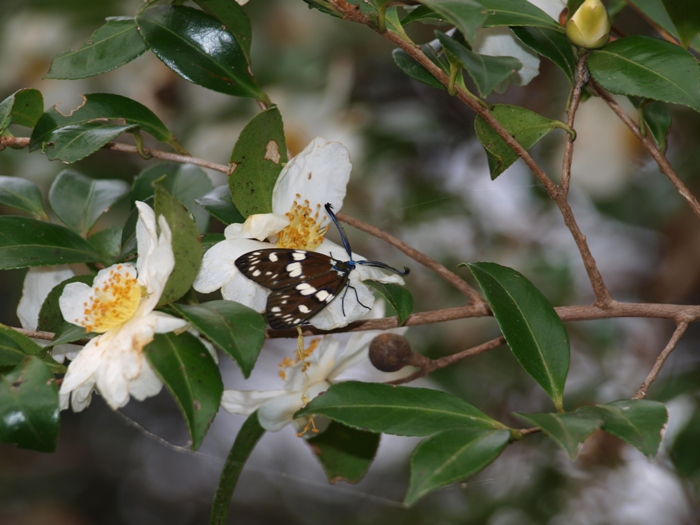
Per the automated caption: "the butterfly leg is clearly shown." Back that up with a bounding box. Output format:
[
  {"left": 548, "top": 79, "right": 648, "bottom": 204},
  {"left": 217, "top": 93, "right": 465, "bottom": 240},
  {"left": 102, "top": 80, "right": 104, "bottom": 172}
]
[{"left": 340, "top": 280, "right": 371, "bottom": 316}]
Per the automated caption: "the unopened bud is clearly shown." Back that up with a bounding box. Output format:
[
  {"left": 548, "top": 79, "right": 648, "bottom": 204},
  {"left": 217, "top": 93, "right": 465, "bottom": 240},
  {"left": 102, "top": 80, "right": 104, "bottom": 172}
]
[
  {"left": 369, "top": 333, "right": 412, "bottom": 372},
  {"left": 566, "top": 0, "right": 611, "bottom": 50}
]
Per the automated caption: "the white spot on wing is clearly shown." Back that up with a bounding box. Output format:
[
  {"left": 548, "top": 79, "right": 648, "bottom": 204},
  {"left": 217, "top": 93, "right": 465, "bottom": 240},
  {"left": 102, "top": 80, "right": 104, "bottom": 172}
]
[
  {"left": 298, "top": 305, "right": 310, "bottom": 313},
  {"left": 292, "top": 251, "right": 306, "bottom": 261},
  {"left": 316, "top": 290, "right": 330, "bottom": 302},
  {"left": 268, "top": 253, "right": 278, "bottom": 262}
]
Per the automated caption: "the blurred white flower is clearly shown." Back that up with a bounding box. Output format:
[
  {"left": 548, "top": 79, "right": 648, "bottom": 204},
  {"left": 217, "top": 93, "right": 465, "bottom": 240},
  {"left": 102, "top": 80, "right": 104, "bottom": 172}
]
[
  {"left": 17, "top": 265, "right": 74, "bottom": 331},
  {"left": 58, "top": 202, "right": 189, "bottom": 411}
]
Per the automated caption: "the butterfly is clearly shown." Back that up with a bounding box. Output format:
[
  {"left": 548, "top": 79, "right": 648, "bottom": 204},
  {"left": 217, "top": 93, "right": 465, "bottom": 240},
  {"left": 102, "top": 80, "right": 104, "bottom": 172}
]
[{"left": 235, "top": 203, "right": 409, "bottom": 330}]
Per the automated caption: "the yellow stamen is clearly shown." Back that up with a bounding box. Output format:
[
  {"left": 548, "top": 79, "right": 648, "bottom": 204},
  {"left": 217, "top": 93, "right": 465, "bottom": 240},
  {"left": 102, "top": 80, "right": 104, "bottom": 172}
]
[
  {"left": 276, "top": 195, "right": 327, "bottom": 250},
  {"left": 74, "top": 265, "right": 144, "bottom": 333}
]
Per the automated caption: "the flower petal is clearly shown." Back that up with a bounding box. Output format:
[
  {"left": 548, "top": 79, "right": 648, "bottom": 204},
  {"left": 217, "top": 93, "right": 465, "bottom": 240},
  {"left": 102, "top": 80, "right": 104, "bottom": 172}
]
[
  {"left": 272, "top": 137, "right": 351, "bottom": 223},
  {"left": 241, "top": 213, "right": 290, "bottom": 241},
  {"left": 258, "top": 381, "right": 329, "bottom": 431},
  {"left": 59, "top": 281, "right": 94, "bottom": 328},
  {"left": 221, "top": 388, "right": 287, "bottom": 416},
  {"left": 310, "top": 271, "right": 375, "bottom": 330},
  {"left": 135, "top": 204, "right": 175, "bottom": 309},
  {"left": 17, "top": 266, "right": 74, "bottom": 330}
]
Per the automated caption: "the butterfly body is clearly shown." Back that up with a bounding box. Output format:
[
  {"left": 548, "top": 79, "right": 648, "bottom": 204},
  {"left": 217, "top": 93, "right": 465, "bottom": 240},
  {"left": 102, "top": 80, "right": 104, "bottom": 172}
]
[{"left": 235, "top": 204, "right": 409, "bottom": 330}]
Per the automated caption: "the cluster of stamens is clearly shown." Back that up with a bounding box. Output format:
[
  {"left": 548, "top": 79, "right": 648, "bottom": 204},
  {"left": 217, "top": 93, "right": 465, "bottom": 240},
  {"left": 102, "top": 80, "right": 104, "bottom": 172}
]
[
  {"left": 278, "top": 338, "right": 320, "bottom": 380},
  {"left": 75, "top": 265, "right": 143, "bottom": 333},
  {"left": 276, "top": 196, "right": 327, "bottom": 250}
]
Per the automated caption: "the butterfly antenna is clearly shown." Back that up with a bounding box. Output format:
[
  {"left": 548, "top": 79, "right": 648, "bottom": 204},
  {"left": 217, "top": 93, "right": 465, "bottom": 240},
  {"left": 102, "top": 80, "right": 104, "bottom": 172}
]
[
  {"left": 357, "top": 260, "right": 410, "bottom": 276},
  {"left": 325, "top": 203, "right": 353, "bottom": 258}
]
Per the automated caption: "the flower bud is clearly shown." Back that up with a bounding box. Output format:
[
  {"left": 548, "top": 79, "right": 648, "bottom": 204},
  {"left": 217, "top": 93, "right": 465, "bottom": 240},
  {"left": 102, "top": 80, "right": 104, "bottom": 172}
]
[
  {"left": 369, "top": 333, "right": 413, "bottom": 372},
  {"left": 566, "top": 0, "right": 611, "bottom": 50}
]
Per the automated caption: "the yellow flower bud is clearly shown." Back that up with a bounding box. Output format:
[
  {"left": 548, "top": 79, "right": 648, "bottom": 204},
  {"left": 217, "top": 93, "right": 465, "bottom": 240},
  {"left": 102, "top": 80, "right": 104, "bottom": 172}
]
[{"left": 566, "top": 0, "right": 611, "bottom": 50}]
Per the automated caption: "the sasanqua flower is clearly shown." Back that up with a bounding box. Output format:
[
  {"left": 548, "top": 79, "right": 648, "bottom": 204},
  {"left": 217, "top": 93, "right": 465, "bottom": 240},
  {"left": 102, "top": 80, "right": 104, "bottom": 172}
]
[
  {"left": 58, "top": 202, "right": 189, "bottom": 411},
  {"left": 193, "top": 137, "right": 406, "bottom": 330},
  {"left": 566, "top": 0, "right": 611, "bottom": 50}
]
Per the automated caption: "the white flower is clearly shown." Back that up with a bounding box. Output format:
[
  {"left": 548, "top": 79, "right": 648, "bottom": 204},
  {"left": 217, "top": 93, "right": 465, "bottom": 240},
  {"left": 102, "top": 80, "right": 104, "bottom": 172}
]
[
  {"left": 193, "top": 137, "right": 406, "bottom": 330},
  {"left": 58, "top": 202, "right": 189, "bottom": 412},
  {"left": 221, "top": 301, "right": 408, "bottom": 431},
  {"left": 17, "top": 265, "right": 75, "bottom": 331}
]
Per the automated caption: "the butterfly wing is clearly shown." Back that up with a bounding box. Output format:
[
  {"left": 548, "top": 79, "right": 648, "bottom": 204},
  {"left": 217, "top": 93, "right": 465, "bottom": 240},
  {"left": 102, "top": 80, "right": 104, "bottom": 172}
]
[{"left": 235, "top": 248, "right": 351, "bottom": 329}]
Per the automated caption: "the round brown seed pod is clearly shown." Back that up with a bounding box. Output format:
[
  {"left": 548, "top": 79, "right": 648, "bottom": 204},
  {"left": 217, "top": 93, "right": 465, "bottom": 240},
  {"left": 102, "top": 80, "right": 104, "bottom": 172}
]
[{"left": 369, "top": 333, "right": 412, "bottom": 372}]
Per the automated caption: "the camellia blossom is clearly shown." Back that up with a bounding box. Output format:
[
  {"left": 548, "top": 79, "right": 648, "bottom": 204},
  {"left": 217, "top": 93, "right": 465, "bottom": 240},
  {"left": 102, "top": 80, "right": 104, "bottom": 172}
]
[
  {"left": 58, "top": 202, "right": 189, "bottom": 412},
  {"left": 221, "top": 301, "right": 408, "bottom": 432},
  {"left": 193, "top": 136, "right": 406, "bottom": 330}
]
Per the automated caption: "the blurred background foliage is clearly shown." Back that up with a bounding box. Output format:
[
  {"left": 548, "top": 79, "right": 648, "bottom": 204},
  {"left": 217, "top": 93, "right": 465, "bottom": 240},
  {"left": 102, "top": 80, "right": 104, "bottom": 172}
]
[{"left": 2, "top": 0, "right": 700, "bottom": 524}]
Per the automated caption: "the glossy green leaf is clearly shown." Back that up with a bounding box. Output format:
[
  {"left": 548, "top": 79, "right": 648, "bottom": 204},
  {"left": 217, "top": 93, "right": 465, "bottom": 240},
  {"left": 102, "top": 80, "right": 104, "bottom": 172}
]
[
  {"left": 402, "top": 5, "right": 442, "bottom": 26},
  {"left": 192, "top": 0, "right": 252, "bottom": 64},
  {"left": 38, "top": 275, "right": 94, "bottom": 334},
  {"left": 479, "top": 0, "right": 562, "bottom": 31},
  {"left": 45, "top": 17, "right": 148, "bottom": 79},
  {"left": 154, "top": 186, "right": 202, "bottom": 307},
  {"left": 144, "top": 332, "right": 223, "bottom": 450},
  {"left": 670, "top": 409, "right": 700, "bottom": 478},
  {"left": 514, "top": 411, "right": 602, "bottom": 459},
  {"left": 474, "top": 104, "right": 563, "bottom": 179},
  {"left": 406, "top": 428, "right": 510, "bottom": 505},
  {"left": 629, "top": 97, "right": 671, "bottom": 153},
  {"left": 588, "top": 36, "right": 700, "bottom": 113},
  {"left": 512, "top": 26, "right": 577, "bottom": 84},
  {"left": 579, "top": 399, "right": 668, "bottom": 459},
  {"left": 133, "top": 163, "right": 213, "bottom": 234},
  {"left": 307, "top": 421, "right": 380, "bottom": 484},
  {"left": 196, "top": 185, "right": 245, "bottom": 226},
  {"left": 437, "top": 31, "right": 522, "bottom": 97},
  {"left": 661, "top": 0, "right": 700, "bottom": 49},
  {"left": 136, "top": 5, "right": 266, "bottom": 102},
  {"left": 468, "top": 262, "right": 569, "bottom": 411},
  {"left": 88, "top": 226, "right": 123, "bottom": 264},
  {"left": 210, "top": 411, "right": 265, "bottom": 525},
  {"left": 0, "top": 88, "right": 44, "bottom": 131},
  {"left": 171, "top": 301, "right": 266, "bottom": 378},
  {"left": 392, "top": 47, "right": 446, "bottom": 90},
  {"left": 0, "top": 217, "right": 105, "bottom": 270},
  {"left": 0, "top": 325, "right": 64, "bottom": 374},
  {"left": 628, "top": 0, "right": 700, "bottom": 53},
  {"left": 229, "top": 106, "right": 287, "bottom": 217},
  {"left": 417, "top": 0, "right": 487, "bottom": 44},
  {"left": 297, "top": 381, "right": 505, "bottom": 436},
  {"left": 366, "top": 281, "right": 413, "bottom": 326},
  {"left": 0, "top": 357, "right": 59, "bottom": 453},
  {"left": 48, "top": 169, "right": 130, "bottom": 235},
  {"left": 30, "top": 93, "right": 185, "bottom": 158},
  {"left": 0, "top": 176, "right": 47, "bottom": 220},
  {"left": 47, "top": 323, "right": 89, "bottom": 348}
]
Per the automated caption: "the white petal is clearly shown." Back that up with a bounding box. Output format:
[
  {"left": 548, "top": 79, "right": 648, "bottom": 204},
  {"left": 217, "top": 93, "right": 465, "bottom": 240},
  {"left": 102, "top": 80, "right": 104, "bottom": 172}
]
[
  {"left": 242, "top": 213, "right": 290, "bottom": 241},
  {"left": 257, "top": 381, "right": 329, "bottom": 432},
  {"left": 284, "top": 338, "right": 339, "bottom": 391},
  {"left": 59, "top": 281, "right": 94, "bottom": 327},
  {"left": 128, "top": 360, "right": 163, "bottom": 401},
  {"left": 221, "top": 389, "right": 287, "bottom": 415},
  {"left": 17, "top": 266, "right": 74, "bottom": 330},
  {"left": 134, "top": 202, "right": 175, "bottom": 305},
  {"left": 355, "top": 263, "right": 406, "bottom": 285},
  {"left": 272, "top": 137, "right": 351, "bottom": 222},
  {"left": 150, "top": 311, "right": 189, "bottom": 334},
  {"left": 221, "top": 273, "right": 269, "bottom": 312},
  {"left": 310, "top": 272, "right": 375, "bottom": 330}
]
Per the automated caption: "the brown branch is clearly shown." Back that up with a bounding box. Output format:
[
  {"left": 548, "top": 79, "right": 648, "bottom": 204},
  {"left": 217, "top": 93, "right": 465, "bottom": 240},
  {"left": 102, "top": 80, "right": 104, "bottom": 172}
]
[
  {"left": 328, "top": 0, "right": 613, "bottom": 308},
  {"left": 633, "top": 321, "right": 688, "bottom": 400},
  {"left": 589, "top": 79, "right": 700, "bottom": 222},
  {"left": 560, "top": 54, "right": 589, "bottom": 195},
  {"left": 336, "top": 211, "right": 486, "bottom": 305}
]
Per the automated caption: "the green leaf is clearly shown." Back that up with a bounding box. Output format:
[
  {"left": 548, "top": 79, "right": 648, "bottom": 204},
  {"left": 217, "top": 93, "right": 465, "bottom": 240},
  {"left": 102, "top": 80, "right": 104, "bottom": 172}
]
[
  {"left": 474, "top": 104, "right": 564, "bottom": 179},
  {"left": 30, "top": 93, "right": 185, "bottom": 159},
  {"left": 48, "top": 169, "right": 130, "bottom": 236},
  {"left": 307, "top": 421, "right": 380, "bottom": 484},
  {"left": 133, "top": 163, "right": 214, "bottom": 234},
  {"left": 88, "top": 226, "right": 123, "bottom": 264},
  {"left": 144, "top": 332, "right": 223, "bottom": 450},
  {"left": 0, "top": 217, "right": 105, "bottom": 269},
  {"left": 661, "top": 0, "right": 700, "bottom": 49},
  {"left": 588, "top": 36, "right": 700, "bottom": 113},
  {"left": 628, "top": 0, "right": 700, "bottom": 53},
  {"left": 366, "top": 281, "right": 413, "bottom": 326},
  {"left": 670, "top": 409, "right": 700, "bottom": 478},
  {"left": 0, "top": 176, "right": 47, "bottom": 220},
  {"left": 296, "top": 381, "right": 505, "bottom": 436},
  {"left": 578, "top": 399, "right": 668, "bottom": 459},
  {"left": 392, "top": 48, "right": 446, "bottom": 90},
  {"left": 210, "top": 411, "right": 265, "bottom": 525},
  {"left": 0, "top": 88, "right": 44, "bottom": 131},
  {"left": 136, "top": 5, "right": 267, "bottom": 102},
  {"left": 192, "top": 0, "right": 252, "bottom": 65},
  {"left": 0, "top": 357, "right": 59, "bottom": 453},
  {"left": 47, "top": 323, "right": 89, "bottom": 348},
  {"left": 45, "top": 17, "right": 148, "bottom": 79},
  {"left": 629, "top": 97, "right": 671, "bottom": 153},
  {"left": 406, "top": 428, "right": 510, "bottom": 505},
  {"left": 436, "top": 31, "right": 522, "bottom": 98},
  {"left": 38, "top": 275, "right": 94, "bottom": 334},
  {"left": 402, "top": 5, "right": 443, "bottom": 26},
  {"left": 468, "top": 262, "right": 570, "bottom": 411},
  {"left": 0, "top": 325, "right": 45, "bottom": 368},
  {"left": 202, "top": 233, "right": 225, "bottom": 253},
  {"left": 512, "top": 26, "right": 577, "bottom": 84},
  {"left": 170, "top": 301, "right": 266, "bottom": 378},
  {"left": 196, "top": 185, "right": 245, "bottom": 226},
  {"left": 417, "top": 0, "right": 487, "bottom": 44},
  {"left": 229, "top": 106, "right": 287, "bottom": 217},
  {"left": 479, "top": 0, "right": 562, "bottom": 31},
  {"left": 154, "top": 186, "right": 202, "bottom": 307},
  {"left": 514, "top": 411, "right": 602, "bottom": 459}
]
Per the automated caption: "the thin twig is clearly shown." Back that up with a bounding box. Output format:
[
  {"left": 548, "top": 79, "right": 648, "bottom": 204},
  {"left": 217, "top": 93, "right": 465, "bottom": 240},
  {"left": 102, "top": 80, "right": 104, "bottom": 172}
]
[
  {"left": 633, "top": 321, "right": 688, "bottom": 399},
  {"left": 336, "top": 211, "right": 486, "bottom": 305},
  {"left": 589, "top": 79, "right": 700, "bottom": 222},
  {"left": 560, "top": 54, "right": 589, "bottom": 196}
]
